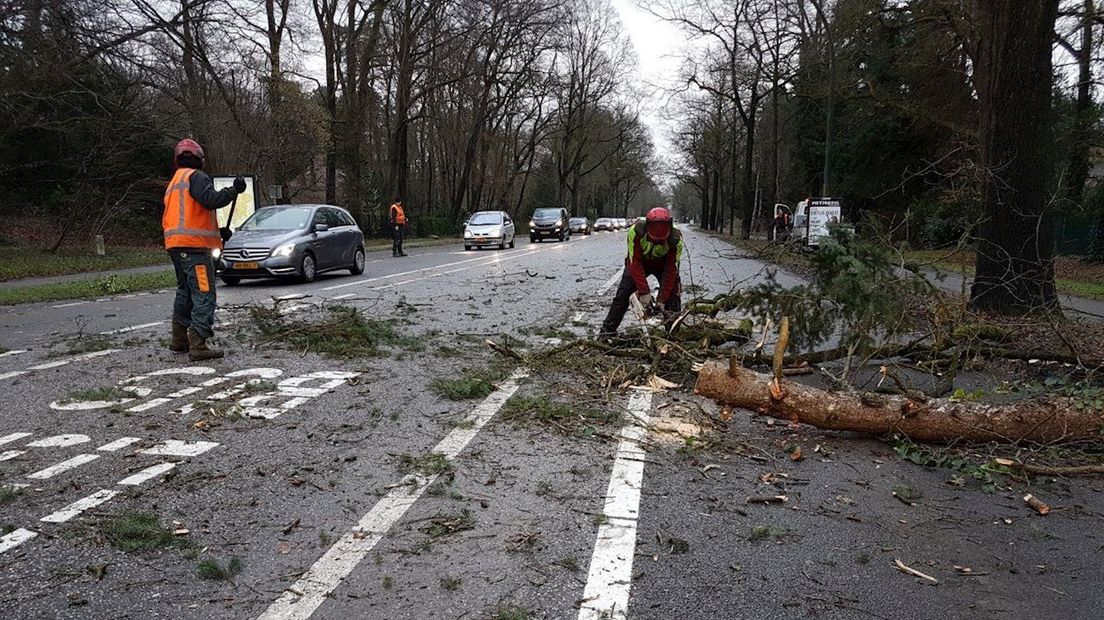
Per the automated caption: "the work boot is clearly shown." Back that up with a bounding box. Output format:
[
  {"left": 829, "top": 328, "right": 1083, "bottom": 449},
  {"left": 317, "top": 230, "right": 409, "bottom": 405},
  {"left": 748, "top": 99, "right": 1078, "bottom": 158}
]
[
  {"left": 169, "top": 322, "right": 189, "bottom": 353},
  {"left": 187, "top": 328, "right": 224, "bottom": 361}
]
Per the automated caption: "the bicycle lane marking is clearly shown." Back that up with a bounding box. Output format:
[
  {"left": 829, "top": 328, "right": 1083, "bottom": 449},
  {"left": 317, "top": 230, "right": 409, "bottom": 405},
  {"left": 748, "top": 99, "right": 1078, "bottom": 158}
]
[{"left": 256, "top": 369, "right": 529, "bottom": 620}]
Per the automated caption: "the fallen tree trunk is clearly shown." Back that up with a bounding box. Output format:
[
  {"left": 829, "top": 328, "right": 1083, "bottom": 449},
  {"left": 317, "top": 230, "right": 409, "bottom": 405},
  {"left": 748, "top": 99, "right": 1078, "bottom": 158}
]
[{"left": 694, "top": 361, "right": 1103, "bottom": 443}]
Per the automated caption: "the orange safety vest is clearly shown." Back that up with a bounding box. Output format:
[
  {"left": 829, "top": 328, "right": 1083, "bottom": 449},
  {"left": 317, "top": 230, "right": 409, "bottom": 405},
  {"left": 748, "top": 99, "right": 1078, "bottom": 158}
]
[
  {"left": 390, "top": 203, "right": 407, "bottom": 225},
  {"left": 162, "top": 168, "right": 221, "bottom": 250}
]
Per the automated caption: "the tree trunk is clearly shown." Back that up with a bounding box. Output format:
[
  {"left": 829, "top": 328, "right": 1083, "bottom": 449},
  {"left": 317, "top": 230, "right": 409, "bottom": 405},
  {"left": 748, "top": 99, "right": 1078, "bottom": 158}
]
[
  {"left": 695, "top": 361, "right": 1102, "bottom": 444},
  {"left": 969, "top": 0, "right": 1060, "bottom": 315}
]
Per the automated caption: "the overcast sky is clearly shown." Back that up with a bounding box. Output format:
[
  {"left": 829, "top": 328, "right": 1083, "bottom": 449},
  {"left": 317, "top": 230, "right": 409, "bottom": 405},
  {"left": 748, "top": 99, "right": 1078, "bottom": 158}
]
[{"left": 610, "top": 0, "right": 684, "bottom": 179}]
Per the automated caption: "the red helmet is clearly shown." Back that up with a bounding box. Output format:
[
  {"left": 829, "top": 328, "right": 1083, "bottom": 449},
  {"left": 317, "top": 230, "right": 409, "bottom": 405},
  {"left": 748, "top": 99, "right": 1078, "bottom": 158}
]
[
  {"left": 645, "top": 207, "right": 673, "bottom": 241},
  {"left": 173, "top": 138, "right": 205, "bottom": 162}
]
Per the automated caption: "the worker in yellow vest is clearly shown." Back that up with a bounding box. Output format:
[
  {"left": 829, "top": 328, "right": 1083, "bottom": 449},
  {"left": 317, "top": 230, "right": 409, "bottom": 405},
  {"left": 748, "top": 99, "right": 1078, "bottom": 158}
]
[
  {"left": 389, "top": 198, "right": 407, "bottom": 257},
  {"left": 163, "top": 138, "right": 244, "bottom": 360}
]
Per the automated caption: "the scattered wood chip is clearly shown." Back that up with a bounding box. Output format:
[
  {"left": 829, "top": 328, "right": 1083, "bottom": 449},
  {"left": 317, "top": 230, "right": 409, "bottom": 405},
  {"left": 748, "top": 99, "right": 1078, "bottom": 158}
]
[
  {"left": 1024, "top": 494, "right": 1051, "bottom": 515},
  {"left": 282, "top": 518, "right": 301, "bottom": 535},
  {"left": 747, "top": 494, "right": 788, "bottom": 504},
  {"left": 894, "top": 558, "right": 939, "bottom": 584}
]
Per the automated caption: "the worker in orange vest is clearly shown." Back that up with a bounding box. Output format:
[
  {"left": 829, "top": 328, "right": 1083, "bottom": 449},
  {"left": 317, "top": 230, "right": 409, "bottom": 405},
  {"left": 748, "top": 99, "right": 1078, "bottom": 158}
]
[
  {"left": 389, "top": 198, "right": 408, "bottom": 257},
  {"left": 163, "top": 138, "right": 244, "bottom": 361}
]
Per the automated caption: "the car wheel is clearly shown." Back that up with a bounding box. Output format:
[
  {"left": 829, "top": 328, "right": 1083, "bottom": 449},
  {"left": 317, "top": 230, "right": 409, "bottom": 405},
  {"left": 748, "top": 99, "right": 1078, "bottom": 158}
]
[
  {"left": 531, "top": 237, "right": 538, "bottom": 243},
  {"left": 508, "top": 236, "right": 515, "bottom": 249},
  {"left": 299, "top": 253, "right": 317, "bottom": 283},
  {"left": 221, "top": 275, "right": 241, "bottom": 286},
  {"left": 349, "top": 247, "right": 366, "bottom": 275},
  {"left": 465, "top": 245, "right": 473, "bottom": 251}
]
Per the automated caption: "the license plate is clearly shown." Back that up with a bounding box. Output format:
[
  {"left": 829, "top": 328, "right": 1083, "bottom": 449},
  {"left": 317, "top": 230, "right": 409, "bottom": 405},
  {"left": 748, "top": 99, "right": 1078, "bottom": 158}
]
[{"left": 232, "top": 261, "right": 259, "bottom": 270}]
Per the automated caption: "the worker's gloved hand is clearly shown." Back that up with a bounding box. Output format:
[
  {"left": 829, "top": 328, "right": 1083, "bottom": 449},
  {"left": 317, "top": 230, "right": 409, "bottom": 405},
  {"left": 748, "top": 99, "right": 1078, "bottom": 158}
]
[
  {"left": 637, "top": 292, "right": 653, "bottom": 310},
  {"left": 232, "top": 176, "right": 246, "bottom": 193}
]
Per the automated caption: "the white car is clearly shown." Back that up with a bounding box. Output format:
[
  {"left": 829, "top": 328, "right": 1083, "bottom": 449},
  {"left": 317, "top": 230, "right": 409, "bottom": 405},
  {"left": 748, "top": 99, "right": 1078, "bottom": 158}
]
[{"left": 464, "top": 210, "right": 516, "bottom": 250}]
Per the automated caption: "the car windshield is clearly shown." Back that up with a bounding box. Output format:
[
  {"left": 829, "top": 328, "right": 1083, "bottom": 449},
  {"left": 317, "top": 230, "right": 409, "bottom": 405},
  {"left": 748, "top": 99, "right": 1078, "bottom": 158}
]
[
  {"left": 469, "top": 212, "right": 502, "bottom": 226},
  {"left": 569, "top": 218, "right": 585, "bottom": 224},
  {"left": 239, "top": 207, "right": 312, "bottom": 231},
  {"left": 533, "top": 208, "right": 560, "bottom": 219}
]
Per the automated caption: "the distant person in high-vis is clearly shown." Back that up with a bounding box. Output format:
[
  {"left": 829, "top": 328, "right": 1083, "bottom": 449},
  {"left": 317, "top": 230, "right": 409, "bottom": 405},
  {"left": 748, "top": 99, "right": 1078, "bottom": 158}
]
[
  {"left": 163, "top": 138, "right": 244, "bottom": 361},
  {"left": 389, "top": 198, "right": 407, "bottom": 257},
  {"left": 600, "top": 207, "right": 684, "bottom": 337}
]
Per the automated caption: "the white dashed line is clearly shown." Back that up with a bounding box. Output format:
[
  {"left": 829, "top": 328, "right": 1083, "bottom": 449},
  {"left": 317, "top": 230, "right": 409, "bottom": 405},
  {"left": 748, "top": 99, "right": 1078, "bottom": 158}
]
[
  {"left": 258, "top": 369, "right": 529, "bottom": 620},
  {"left": 27, "top": 453, "right": 101, "bottom": 479},
  {"left": 0, "top": 528, "right": 38, "bottom": 554},
  {"left": 331, "top": 293, "right": 357, "bottom": 300},
  {"left": 0, "top": 432, "right": 33, "bottom": 446},
  {"left": 321, "top": 249, "right": 541, "bottom": 292},
  {"left": 0, "top": 349, "right": 28, "bottom": 358},
  {"left": 52, "top": 300, "right": 91, "bottom": 308},
  {"left": 0, "top": 371, "right": 27, "bottom": 381},
  {"left": 26, "top": 434, "right": 90, "bottom": 448},
  {"left": 99, "top": 321, "right": 162, "bottom": 336},
  {"left": 598, "top": 269, "right": 623, "bottom": 295},
  {"left": 40, "top": 489, "right": 119, "bottom": 524},
  {"left": 578, "top": 391, "right": 653, "bottom": 620},
  {"left": 27, "top": 349, "right": 118, "bottom": 371},
  {"left": 139, "top": 440, "right": 219, "bottom": 458},
  {"left": 97, "top": 437, "right": 142, "bottom": 452},
  {"left": 118, "top": 462, "right": 177, "bottom": 486},
  {"left": 0, "top": 450, "right": 25, "bottom": 462}
]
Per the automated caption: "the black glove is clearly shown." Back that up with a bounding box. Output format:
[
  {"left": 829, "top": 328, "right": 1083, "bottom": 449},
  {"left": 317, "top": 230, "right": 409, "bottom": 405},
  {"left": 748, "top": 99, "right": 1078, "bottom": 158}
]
[
  {"left": 232, "top": 176, "right": 246, "bottom": 193},
  {"left": 220, "top": 227, "right": 232, "bottom": 242}
]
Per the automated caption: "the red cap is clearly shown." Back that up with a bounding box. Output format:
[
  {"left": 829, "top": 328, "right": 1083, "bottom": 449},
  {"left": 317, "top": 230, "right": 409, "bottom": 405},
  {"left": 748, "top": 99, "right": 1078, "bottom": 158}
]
[
  {"left": 645, "top": 207, "right": 673, "bottom": 241},
  {"left": 173, "top": 138, "right": 205, "bottom": 162}
]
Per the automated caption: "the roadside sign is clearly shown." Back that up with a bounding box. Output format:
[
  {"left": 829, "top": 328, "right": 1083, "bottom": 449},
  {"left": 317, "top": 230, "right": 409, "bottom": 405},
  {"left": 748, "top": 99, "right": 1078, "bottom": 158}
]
[
  {"left": 213, "top": 175, "right": 257, "bottom": 231},
  {"left": 806, "top": 197, "right": 841, "bottom": 246}
]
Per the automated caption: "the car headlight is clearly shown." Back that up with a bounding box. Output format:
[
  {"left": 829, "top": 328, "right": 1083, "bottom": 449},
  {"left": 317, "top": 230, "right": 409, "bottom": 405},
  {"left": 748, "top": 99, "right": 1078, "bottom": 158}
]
[
  {"left": 212, "top": 248, "right": 222, "bottom": 259},
  {"left": 272, "top": 243, "right": 295, "bottom": 257},
  {"left": 464, "top": 230, "right": 473, "bottom": 238},
  {"left": 529, "top": 220, "right": 536, "bottom": 228},
  {"left": 555, "top": 219, "right": 563, "bottom": 226}
]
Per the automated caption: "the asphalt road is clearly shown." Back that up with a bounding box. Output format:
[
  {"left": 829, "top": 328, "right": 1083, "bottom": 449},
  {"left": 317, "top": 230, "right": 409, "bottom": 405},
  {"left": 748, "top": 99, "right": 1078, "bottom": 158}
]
[{"left": 0, "top": 228, "right": 1101, "bottom": 620}]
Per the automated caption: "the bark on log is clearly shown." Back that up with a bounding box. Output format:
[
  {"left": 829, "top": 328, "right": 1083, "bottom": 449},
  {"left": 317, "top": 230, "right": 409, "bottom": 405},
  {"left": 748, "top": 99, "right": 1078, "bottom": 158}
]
[{"left": 694, "top": 361, "right": 1103, "bottom": 443}]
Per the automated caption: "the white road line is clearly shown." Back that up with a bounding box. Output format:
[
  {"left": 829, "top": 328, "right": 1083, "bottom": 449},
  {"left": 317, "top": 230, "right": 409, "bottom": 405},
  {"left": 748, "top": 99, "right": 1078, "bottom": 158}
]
[
  {"left": 118, "top": 462, "right": 176, "bottom": 486},
  {"left": 52, "top": 300, "right": 91, "bottom": 308},
  {"left": 578, "top": 391, "right": 653, "bottom": 620},
  {"left": 40, "top": 489, "right": 119, "bottom": 524},
  {"left": 27, "top": 349, "right": 118, "bottom": 371},
  {"left": 257, "top": 369, "right": 528, "bottom": 620},
  {"left": 598, "top": 269, "right": 623, "bottom": 295},
  {"left": 0, "top": 432, "right": 33, "bottom": 446},
  {"left": 330, "top": 293, "right": 357, "bottom": 300},
  {"left": 99, "top": 321, "right": 163, "bottom": 336},
  {"left": 97, "top": 437, "right": 142, "bottom": 452},
  {"left": 26, "top": 434, "right": 90, "bottom": 448},
  {"left": 0, "top": 450, "right": 25, "bottom": 462},
  {"left": 0, "top": 528, "right": 38, "bottom": 554},
  {"left": 572, "top": 311, "right": 587, "bottom": 323},
  {"left": 321, "top": 248, "right": 542, "bottom": 292},
  {"left": 139, "top": 440, "right": 219, "bottom": 458},
  {"left": 0, "top": 370, "right": 27, "bottom": 381},
  {"left": 0, "top": 349, "right": 28, "bottom": 358},
  {"left": 27, "top": 453, "right": 100, "bottom": 479}
]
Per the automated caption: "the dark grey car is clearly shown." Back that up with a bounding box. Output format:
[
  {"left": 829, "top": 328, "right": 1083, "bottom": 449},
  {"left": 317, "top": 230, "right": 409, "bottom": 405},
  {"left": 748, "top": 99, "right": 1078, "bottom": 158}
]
[{"left": 219, "top": 204, "right": 365, "bottom": 285}]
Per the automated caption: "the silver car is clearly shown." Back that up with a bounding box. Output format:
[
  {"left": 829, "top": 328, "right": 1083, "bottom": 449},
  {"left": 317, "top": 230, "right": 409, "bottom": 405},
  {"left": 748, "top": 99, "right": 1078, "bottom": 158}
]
[
  {"left": 463, "top": 210, "right": 516, "bottom": 250},
  {"left": 219, "top": 204, "right": 365, "bottom": 285}
]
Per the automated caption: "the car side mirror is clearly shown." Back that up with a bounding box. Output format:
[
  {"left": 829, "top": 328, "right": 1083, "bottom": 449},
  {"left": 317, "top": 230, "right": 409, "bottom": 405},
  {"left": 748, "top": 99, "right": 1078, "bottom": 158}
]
[{"left": 313, "top": 223, "right": 329, "bottom": 233}]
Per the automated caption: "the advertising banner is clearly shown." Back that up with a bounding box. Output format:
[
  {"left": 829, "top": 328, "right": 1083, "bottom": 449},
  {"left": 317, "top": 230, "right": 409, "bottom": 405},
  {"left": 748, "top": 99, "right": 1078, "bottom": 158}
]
[{"left": 806, "top": 198, "right": 842, "bottom": 246}]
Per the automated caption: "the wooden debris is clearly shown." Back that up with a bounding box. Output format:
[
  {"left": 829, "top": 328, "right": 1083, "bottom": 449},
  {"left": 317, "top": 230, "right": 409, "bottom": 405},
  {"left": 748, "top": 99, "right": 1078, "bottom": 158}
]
[
  {"left": 1023, "top": 494, "right": 1051, "bottom": 515},
  {"left": 746, "top": 494, "right": 789, "bottom": 504},
  {"left": 894, "top": 558, "right": 939, "bottom": 584}
]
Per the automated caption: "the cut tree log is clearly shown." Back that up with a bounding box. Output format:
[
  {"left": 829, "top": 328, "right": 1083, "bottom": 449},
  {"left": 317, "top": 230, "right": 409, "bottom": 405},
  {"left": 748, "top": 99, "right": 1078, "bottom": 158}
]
[{"left": 694, "top": 361, "right": 1104, "bottom": 443}]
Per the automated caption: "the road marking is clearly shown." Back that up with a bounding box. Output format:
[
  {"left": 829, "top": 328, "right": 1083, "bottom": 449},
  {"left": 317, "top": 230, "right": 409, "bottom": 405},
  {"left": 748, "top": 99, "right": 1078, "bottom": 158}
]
[
  {"left": 26, "top": 434, "right": 91, "bottom": 448},
  {"left": 578, "top": 391, "right": 653, "bottom": 620},
  {"left": 27, "top": 453, "right": 101, "bottom": 479},
  {"left": 598, "top": 269, "right": 622, "bottom": 295},
  {"left": 118, "top": 462, "right": 176, "bottom": 486},
  {"left": 27, "top": 349, "right": 118, "bottom": 371},
  {"left": 97, "top": 437, "right": 142, "bottom": 452},
  {"left": 330, "top": 293, "right": 357, "bottom": 300},
  {"left": 0, "top": 528, "right": 37, "bottom": 553},
  {"left": 0, "top": 370, "right": 27, "bottom": 381},
  {"left": 320, "top": 248, "right": 541, "bottom": 292},
  {"left": 0, "top": 349, "right": 28, "bottom": 358},
  {"left": 140, "top": 440, "right": 219, "bottom": 458},
  {"left": 0, "top": 450, "right": 25, "bottom": 462},
  {"left": 572, "top": 311, "right": 587, "bottom": 323},
  {"left": 0, "top": 432, "right": 33, "bottom": 446},
  {"left": 99, "top": 321, "right": 163, "bottom": 336},
  {"left": 257, "top": 369, "right": 528, "bottom": 620},
  {"left": 40, "top": 489, "right": 119, "bottom": 524},
  {"left": 52, "top": 301, "right": 91, "bottom": 308}
]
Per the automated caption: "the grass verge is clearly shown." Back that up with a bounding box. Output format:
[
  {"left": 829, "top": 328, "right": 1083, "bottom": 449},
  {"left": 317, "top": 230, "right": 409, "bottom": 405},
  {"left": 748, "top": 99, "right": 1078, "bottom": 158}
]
[
  {"left": 0, "top": 271, "right": 175, "bottom": 306},
  {"left": 0, "top": 245, "right": 166, "bottom": 281}
]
